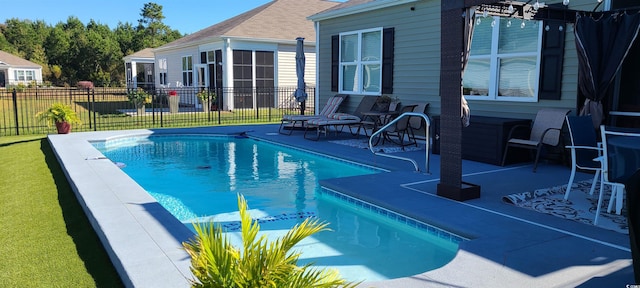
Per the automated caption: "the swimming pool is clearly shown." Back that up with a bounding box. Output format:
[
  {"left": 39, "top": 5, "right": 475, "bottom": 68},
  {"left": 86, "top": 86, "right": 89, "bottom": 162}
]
[{"left": 94, "top": 134, "right": 462, "bottom": 282}]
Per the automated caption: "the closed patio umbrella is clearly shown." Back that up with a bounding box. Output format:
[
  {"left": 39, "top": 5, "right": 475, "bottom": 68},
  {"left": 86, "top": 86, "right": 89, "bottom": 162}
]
[{"left": 294, "top": 37, "right": 308, "bottom": 115}]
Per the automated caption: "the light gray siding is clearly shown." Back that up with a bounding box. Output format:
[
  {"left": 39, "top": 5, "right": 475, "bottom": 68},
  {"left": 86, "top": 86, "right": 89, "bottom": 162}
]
[
  {"left": 316, "top": 0, "right": 590, "bottom": 121},
  {"left": 318, "top": 1, "right": 442, "bottom": 115}
]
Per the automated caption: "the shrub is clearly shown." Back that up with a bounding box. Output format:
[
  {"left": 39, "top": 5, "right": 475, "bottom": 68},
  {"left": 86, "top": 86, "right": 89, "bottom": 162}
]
[
  {"left": 197, "top": 90, "right": 216, "bottom": 103},
  {"left": 127, "top": 88, "right": 152, "bottom": 104}
]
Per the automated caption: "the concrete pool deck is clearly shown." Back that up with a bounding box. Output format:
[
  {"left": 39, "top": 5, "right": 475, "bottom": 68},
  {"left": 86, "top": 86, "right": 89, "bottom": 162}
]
[{"left": 47, "top": 124, "right": 634, "bottom": 287}]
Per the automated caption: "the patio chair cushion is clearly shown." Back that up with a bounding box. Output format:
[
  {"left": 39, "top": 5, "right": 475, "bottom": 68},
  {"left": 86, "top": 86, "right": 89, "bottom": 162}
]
[{"left": 328, "top": 113, "right": 361, "bottom": 121}]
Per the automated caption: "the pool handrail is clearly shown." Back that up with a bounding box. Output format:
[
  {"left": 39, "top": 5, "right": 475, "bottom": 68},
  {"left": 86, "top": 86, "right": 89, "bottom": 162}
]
[{"left": 368, "top": 112, "right": 430, "bottom": 174}]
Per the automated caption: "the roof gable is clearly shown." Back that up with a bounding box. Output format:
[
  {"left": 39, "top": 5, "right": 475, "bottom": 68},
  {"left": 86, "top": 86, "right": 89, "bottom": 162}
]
[
  {"left": 0, "top": 50, "right": 42, "bottom": 68},
  {"left": 156, "top": 0, "right": 340, "bottom": 51}
]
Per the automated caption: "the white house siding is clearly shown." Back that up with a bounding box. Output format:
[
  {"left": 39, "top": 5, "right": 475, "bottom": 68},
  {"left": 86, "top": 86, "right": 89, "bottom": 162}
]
[
  {"left": 5, "top": 66, "right": 43, "bottom": 86},
  {"left": 154, "top": 46, "right": 201, "bottom": 107},
  {"left": 316, "top": 0, "right": 586, "bottom": 121},
  {"left": 156, "top": 38, "right": 320, "bottom": 111},
  {"left": 277, "top": 44, "right": 317, "bottom": 88}
]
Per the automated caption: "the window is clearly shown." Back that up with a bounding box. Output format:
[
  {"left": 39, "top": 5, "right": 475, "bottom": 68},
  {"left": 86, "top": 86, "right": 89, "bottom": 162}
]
[
  {"left": 159, "top": 72, "right": 167, "bottom": 85},
  {"left": 182, "top": 56, "right": 193, "bottom": 86},
  {"left": 255, "top": 51, "right": 274, "bottom": 89},
  {"left": 463, "top": 17, "right": 542, "bottom": 102},
  {"left": 14, "top": 69, "right": 35, "bottom": 82},
  {"left": 232, "top": 50, "right": 253, "bottom": 89},
  {"left": 157, "top": 58, "right": 167, "bottom": 86},
  {"left": 339, "top": 28, "right": 382, "bottom": 95}
]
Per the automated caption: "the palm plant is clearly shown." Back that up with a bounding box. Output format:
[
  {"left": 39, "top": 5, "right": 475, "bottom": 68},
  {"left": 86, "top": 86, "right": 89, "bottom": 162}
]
[
  {"left": 182, "top": 194, "right": 358, "bottom": 288},
  {"left": 35, "top": 103, "right": 82, "bottom": 126}
]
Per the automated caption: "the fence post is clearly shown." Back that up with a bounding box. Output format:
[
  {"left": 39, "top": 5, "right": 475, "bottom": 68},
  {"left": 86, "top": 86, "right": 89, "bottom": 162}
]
[
  {"left": 92, "top": 89, "right": 97, "bottom": 131},
  {"left": 12, "top": 88, "right": 19, "bottom": 135},
  {"left": 87, "top": 88, "right": 93, "bottom": 130}
]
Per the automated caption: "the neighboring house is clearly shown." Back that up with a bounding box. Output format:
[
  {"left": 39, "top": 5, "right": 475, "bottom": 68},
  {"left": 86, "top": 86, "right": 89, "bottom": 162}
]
[
  {"left": 152, "top": 0, "right": 340, "bottom": 111},
  {"left": 123, "top": 48, "right": 155, "bottom": 90},
  {"left": 0, "top": 50, "right": 43, "bottom": 88},
  {"left": 308, "top": 0, "right": 640, "bottom": 122}
]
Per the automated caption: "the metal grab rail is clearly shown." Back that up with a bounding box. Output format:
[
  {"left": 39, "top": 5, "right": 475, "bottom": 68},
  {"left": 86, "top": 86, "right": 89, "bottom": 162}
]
[{"left": 368, "top": 112, "right": 430, "bottom": 173}]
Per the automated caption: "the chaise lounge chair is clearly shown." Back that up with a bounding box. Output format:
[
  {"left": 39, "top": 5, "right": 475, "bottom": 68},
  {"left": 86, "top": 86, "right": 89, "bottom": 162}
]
[
  {"left": 303, "top": 113, "right": 362, "bottom": 140},
  {"left": 279, "top": 94, "right": 348, "bottom": 135}
]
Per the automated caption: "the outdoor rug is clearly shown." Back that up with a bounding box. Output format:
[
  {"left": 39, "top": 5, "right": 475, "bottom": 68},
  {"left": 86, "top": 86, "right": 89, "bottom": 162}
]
[
  {"left": 329, "top": 138, "right": 426, "bottom": 154},
  {"left": 502, "top": 180, "right": 628, "bottom": 234}
]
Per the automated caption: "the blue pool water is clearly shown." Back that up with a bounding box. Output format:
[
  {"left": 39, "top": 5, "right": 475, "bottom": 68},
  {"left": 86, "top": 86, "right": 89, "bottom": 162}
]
[{"left": 95, "top": 135, "right": 461, "bottom": 282}]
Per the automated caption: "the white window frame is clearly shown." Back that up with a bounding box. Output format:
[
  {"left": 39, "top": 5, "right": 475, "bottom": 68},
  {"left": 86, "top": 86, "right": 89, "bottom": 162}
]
[
  {"left": 158, "top": 58, "right": 168, "bottom": 86},
  {"left": 338, "top": 27, "right": 383, "bottom": 95},
  {"left": 181, "top": 56, "right": 193, "bottom": 86},
  {"left": 14, "top": 69, "right": 35, "bottom": 82},
  {"left": 195, "top": 64, "right": 207, "bottom": 88},
  {"left": 464, "top": 17, "right": 543, "bottom": 102}
]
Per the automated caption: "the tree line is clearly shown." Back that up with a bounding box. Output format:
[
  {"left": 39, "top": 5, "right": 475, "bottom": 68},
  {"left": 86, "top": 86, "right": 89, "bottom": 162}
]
[{"left": 0, "top": 2, "right": 183, "bottom": 87}]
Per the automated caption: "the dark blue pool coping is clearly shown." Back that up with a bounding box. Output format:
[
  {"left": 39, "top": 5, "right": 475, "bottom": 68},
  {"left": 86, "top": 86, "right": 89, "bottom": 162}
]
[{"left": 46, "top": 125, "right": 635, "bottom": 288}]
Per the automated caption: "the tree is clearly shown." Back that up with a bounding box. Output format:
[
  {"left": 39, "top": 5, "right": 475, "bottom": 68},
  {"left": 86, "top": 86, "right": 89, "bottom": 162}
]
[
  {"left": 86, "top": 20, "right": 123, "bottom": 86},
  {"left": 1, "top": 6, "right": 183, "bottom": 87},
  {"left": 114, "top": 22, "right": 139, "bottom": 56},
  {"left": 0, "top": 29, "right": 17, "bottom": 53},
  {"left": 50, "top": 65, "right": 62, "bottom": 85},
  {"left": 3, "top": 19, "right": 36, "bottom": 59},
  {"left": 139, "top": 2, "right": 165, "bottom": 47}
]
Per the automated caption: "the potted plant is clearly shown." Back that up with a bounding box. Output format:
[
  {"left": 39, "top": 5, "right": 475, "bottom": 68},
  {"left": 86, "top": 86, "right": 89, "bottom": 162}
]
[
  {"left": 168, "top": 90, "right": 179, "bottom": 113},
  {"left": 127, "top": 88, "right": 151, "bottom": 115},
  {"left": 35, "top": 103, "right": 81, "bottom": 134},
  {"left": 196, "top": 90, "right": 217, "bottom": 112},
  {"left": 375, "top": 95, "right": 393, "bottom": 112}
]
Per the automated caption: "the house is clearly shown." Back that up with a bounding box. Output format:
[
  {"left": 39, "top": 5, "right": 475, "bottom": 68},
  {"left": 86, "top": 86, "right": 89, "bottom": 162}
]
[
  {"left": 0, "top": 50, "right": 43, "bottom": 88},
  {"left": 151, "top": 0, "right": 340, "bottom": 111},
  {"left": 308, "top": 0, "right": 640, "bottom": 121},
  {"left": 309, "top": 0, "right": 640, "bottom": 198},
  {"left": 123, "top": 48, "right": 155, "bottom": 90}
]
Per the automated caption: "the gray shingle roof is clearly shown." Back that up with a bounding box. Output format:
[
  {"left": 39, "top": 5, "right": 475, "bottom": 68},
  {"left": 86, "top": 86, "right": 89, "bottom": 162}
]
[
  {"left": 0, "top": 50, "right": 42, "bottom": 68},
  {"left": 126, "top": 48, "right": 154, "bottom": 59},
  {"left": 320, "top": 0, "right": 375, "bottom": 13},
  {"left": 155, "top": 0, "right": 340, "bottom": 51}
]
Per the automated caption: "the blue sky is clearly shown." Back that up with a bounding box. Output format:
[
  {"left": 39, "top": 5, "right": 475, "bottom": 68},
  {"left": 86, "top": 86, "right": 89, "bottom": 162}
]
[{"left": 1, "top": 0, "right": 273, "bottom": 34}]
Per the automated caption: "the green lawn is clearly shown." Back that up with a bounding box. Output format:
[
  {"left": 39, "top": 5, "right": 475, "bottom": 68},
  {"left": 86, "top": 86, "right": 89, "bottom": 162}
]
[{"left": 0, "top": 135, "right": 123, "bottom": 287}]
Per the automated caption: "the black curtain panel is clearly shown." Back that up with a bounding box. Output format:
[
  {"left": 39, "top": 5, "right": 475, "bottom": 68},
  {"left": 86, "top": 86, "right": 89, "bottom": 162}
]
[
  {"left": 575, "top": 11, "right": 640, "bottom": 128},
  {"left": 625, "top": 169, "right": 640, "bottom": 283},
  {"left": 461, "top": 7, "right": 475, "bottom": 128}
]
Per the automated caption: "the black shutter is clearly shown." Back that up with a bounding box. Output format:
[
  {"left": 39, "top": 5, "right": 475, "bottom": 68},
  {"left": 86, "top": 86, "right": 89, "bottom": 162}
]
[
  {"left": 331, "top": 35, "right": 339, "bottom": 92},
  {"left": 382, "top": 27, "right": 394, "bottom": 94},
  {"left": 200, "top": 52, "right": 207, "bottom": 64},
  {"left": 538, "top": 20, "right": 565, "bottom": 100}
]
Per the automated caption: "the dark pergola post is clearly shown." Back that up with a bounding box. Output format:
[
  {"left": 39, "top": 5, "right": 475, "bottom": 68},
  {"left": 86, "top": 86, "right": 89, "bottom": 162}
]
[
  {"left": 437, "top": 0, "right": 498, "bottom": 200},
  {"left": 437, "top": 0, "right": 466, "bottom": 199}
]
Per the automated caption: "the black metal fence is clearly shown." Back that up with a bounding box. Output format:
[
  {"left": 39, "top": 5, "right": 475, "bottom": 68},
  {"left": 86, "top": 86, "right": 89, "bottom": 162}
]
[{"left": 0, "top": 86, "right": 316, "bottom": 136}]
